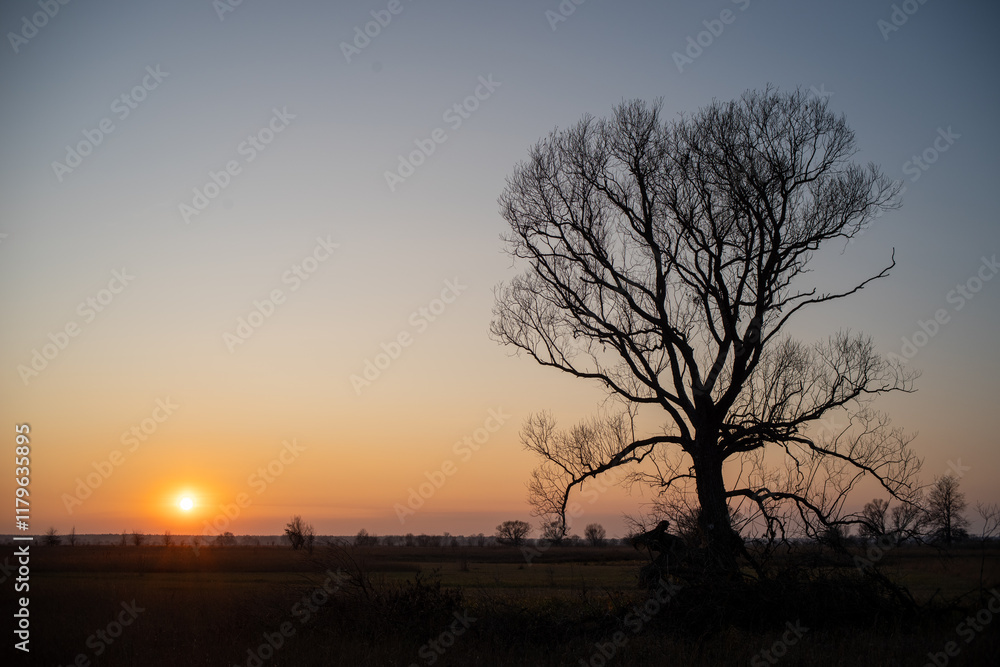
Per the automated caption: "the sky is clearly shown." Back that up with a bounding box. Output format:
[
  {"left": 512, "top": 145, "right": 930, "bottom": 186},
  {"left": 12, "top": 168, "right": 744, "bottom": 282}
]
[{"left": 1, "top": 0, "right": 998, "bottom": 540}]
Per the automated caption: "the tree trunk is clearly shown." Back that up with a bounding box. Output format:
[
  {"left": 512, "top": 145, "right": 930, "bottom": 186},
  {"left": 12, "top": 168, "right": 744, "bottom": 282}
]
[{"left": 693, "top": 447, "right": 743, "bottom": 577}]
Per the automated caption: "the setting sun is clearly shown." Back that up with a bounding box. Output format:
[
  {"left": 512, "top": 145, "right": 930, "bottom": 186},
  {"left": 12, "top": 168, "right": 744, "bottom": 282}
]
[{"left": 179, "top": 497, "right": 194, "bottom": 511}]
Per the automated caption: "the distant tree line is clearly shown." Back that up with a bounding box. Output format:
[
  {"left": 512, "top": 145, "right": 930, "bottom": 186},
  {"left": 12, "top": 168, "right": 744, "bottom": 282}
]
[{"left": 41, "top": 477, "right": 993, "bottom": 552}]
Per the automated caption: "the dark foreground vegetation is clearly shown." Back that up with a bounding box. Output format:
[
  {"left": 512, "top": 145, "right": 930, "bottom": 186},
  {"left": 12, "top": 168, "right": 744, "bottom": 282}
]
[{"left": 11, "top": 541, "right": 1000, "bottom": 666}]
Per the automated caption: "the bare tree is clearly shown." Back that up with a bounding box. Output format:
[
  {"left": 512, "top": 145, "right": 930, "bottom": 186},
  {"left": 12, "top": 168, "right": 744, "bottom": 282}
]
[
  {"left": 975, "top": 502, "right": 1000, "bottom": 590},
  {"left": 214, "top": 531, "right": 237, "bottom": 546},
  {"left": 492, "top": 87, "right": 920, "bottom": 576},
  {"left": 415, "top": 534, "right": 441, "bottom": 547},
  {"left": 976, "top": 503, "right": 1000, "bottom": 541},
  {"left": 495, "top": 520, "right": 531, "bottom": 546},
  {"left": 355, "top": 529, "right": 378, "bottom": 547},
  {"left": 162, "top": 530, "right": 173, "bottom": 547},
  {"left": 541, "top": 519, "right": 566, "bottom": 545},
  {"left": 926, "top": 475, "right": 969, "bottom": 545},
  {"left": 860, "top": 498, "right": 890, "bottom": 539},
  {"left": 67, "top": 526, "right": 77, "bottom": 546},
  {"left": 584, "top": 523, "right": 607, "bottom": 547},
  {"left": 44, "top": 527, "right": 60, "bottom": 546},
  {"left": 130, "top": 530, "right": 145, "bottom": 547},
  {"left": 889, "top": 498, "right": 924, "bottom": 542},
  {"left": 285, "top": 515, "right": 313, "bottom": 551}
]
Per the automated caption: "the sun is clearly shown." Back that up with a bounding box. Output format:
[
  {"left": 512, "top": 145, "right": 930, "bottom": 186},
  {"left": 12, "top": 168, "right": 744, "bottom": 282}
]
[{"left": 179, "top": 496, "right": 194, "bottom": 511}]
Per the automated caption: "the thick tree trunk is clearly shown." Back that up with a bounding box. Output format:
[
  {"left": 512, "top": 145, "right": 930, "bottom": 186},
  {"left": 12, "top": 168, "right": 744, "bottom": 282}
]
[{"left": 692, "top": 446, "right": 743, "bottom": 577}]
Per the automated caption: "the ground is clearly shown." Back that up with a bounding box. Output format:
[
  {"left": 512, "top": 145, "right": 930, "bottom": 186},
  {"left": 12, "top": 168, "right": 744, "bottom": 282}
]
[{"left": 13, "top": 542, "right": 1000, "bottom": 666}]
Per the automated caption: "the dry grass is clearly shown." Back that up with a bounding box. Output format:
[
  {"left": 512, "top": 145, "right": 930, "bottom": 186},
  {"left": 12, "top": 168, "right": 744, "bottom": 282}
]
[{"left": 15, "top": 543, "right": 1000, "bottom": 666}]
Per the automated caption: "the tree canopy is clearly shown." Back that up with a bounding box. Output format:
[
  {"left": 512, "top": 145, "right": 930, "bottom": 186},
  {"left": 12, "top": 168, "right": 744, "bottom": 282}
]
[{"left": 492, "top": 87, "right": 921, "bottom": 574}]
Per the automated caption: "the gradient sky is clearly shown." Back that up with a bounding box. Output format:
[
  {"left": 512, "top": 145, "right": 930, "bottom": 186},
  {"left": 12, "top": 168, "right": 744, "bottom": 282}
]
[{"left": 1, "top": 0, "right": 998, "bottom": 540}]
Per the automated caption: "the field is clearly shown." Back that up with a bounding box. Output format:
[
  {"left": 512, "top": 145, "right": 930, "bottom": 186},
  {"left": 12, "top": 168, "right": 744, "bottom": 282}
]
[{"left": 14, "top": 542, "right": 1000, "bottom": 666}]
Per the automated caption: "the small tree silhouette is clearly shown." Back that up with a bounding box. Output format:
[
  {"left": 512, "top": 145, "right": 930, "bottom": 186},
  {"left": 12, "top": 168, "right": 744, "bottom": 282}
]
[
  {"left": 67, "top": 526, "right": 77, "bottom": 546},
  {"left": 214, "top": 531, "right": 237, "bottom": 546},
  {"left": 584, "top": 523, "right": 607, "bottom": 547},
  {"left": 927, "top": 475, "right": 970, "bottom": 545},
  {"left": 355, "top": 529, "right": 378, "bottom": 547},
  {"left": 860, "top": 499, "right": 890, "bottom": 539},
  {"left": 285, "top": 515, "right": 315, "bottom": 551},
  {"left": 541, "top": 520, "right": 566, "bottom": 545},
  {"left": 495, "top": 520, "right": 531, "bottom": 546},
  {"left": 44, "top": 527, "right": 61, "bottom": 546}
]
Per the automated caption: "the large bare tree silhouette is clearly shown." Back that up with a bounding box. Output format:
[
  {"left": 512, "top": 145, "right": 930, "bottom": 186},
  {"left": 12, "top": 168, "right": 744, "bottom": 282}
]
[{"left": 492, "top": 87, "right": 921, "bottom": 576}]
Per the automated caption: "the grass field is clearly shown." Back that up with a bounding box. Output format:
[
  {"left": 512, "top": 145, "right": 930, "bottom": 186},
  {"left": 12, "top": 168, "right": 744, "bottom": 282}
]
[{"left": 13, "top": 542, "right": 1000, "bottom": 666}]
